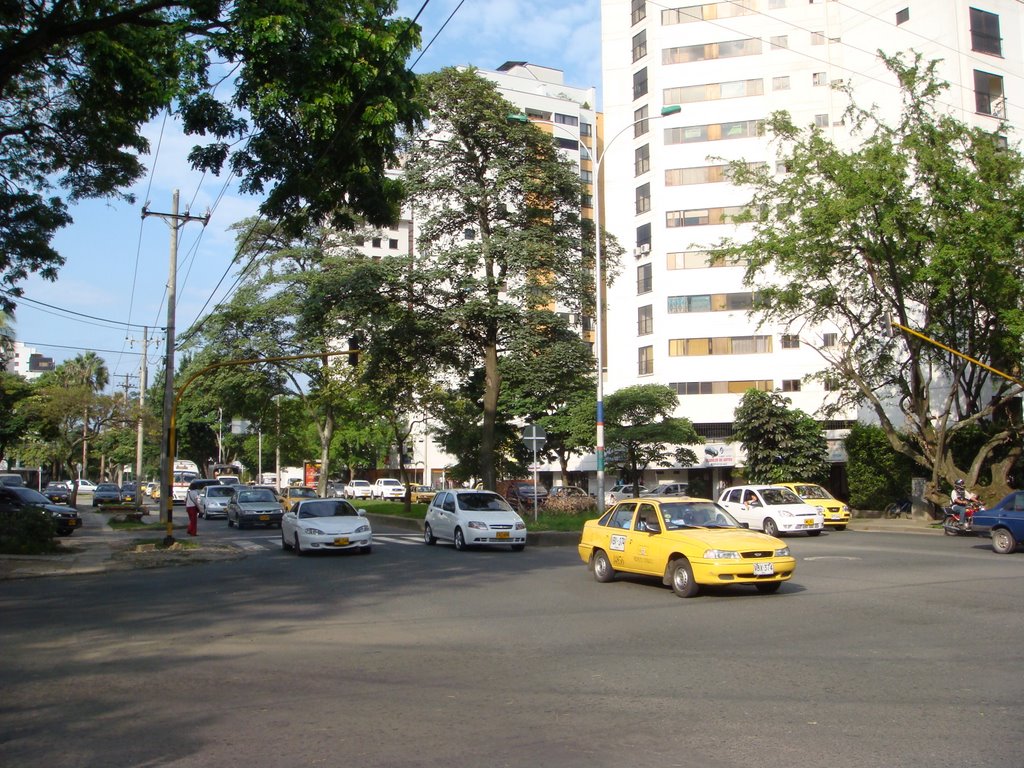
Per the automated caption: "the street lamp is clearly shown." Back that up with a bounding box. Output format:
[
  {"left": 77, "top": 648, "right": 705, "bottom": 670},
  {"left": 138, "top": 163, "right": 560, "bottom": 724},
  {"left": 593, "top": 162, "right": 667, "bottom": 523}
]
[{"left": 509, "top": 105, "right": 682, "bottom": 516}]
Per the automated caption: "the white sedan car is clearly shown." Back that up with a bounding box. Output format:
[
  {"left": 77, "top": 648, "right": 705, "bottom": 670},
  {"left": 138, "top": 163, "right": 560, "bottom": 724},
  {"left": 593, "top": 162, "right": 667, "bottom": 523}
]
[
  {"left": 281, "top": 498, "right": 372, "bottom": 555},
  {"left": 423, "top": 490, "right": 527, "bottom": 551},
  {"left": 717, "top": 485, "right": 824, "bottom": 537}
]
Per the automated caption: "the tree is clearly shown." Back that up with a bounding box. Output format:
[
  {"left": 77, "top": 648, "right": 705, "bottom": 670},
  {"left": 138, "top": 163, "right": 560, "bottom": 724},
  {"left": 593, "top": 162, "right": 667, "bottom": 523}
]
[
  {"left": 604, "top": 385, "right": 701, "bottom": 497},
  {"left": 0, "top": 0, "right": 423, "bottom": 311},
  {"left": 731, "top": 389, "right": 829, "bottom": 484},
  {"left": 57, "top": 351, "right": 109, "bottom": 495},
  {"left": 716, "top": 52, "right": 1024, "bottom": 506},
  {"left": 0, "top": 370, "right": 32, "bottom": 464},
  {"left": 399, "top": 67, "right": 601, "bottom": 489}
]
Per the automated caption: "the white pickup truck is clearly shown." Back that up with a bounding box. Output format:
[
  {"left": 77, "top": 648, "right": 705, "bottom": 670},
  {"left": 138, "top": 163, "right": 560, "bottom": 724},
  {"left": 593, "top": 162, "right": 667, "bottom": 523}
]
[{"left": 371, "top": 478, "right": 406, "bottom": 500}]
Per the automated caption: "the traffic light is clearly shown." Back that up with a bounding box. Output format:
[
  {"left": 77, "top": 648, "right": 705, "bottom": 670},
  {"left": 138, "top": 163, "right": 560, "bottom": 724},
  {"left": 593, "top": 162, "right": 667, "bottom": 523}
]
[{"left": 348, "top": 332, "right": 363, "bottom": 366}]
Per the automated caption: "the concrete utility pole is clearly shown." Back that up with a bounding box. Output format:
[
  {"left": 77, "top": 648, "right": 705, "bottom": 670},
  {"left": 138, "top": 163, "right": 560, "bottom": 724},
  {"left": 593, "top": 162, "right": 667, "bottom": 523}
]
[
  {"left": 128, "top": 326, "right": 154, "bottom": 512},
  {"left": 142, "top": 191, "right": 210, "bottom": 542}
]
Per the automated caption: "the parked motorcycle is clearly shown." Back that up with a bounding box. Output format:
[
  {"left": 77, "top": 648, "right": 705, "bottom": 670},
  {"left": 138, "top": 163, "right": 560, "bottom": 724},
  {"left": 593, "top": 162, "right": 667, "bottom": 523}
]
[{"left": 943, "top": 498, "right": 984, "bottom": 536}]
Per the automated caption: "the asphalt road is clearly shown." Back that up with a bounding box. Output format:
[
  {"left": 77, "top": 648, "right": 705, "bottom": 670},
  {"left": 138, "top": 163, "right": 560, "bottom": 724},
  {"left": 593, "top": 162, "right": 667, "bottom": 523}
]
[{"left": 2, "top": 526, "right": 1022, "bottom": 768}]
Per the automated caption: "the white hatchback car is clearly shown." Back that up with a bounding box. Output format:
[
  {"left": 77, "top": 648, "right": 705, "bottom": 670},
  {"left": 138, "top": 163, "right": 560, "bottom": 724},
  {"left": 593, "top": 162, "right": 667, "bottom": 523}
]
[
  {"left": 717, "top": 485, "right": 824, "bottom": 537},
  {"left": 423, "top": 490, "right": 527, "bottom": 551},
  {"left": 281, "top": 498, "right": 372, "bottom": 555}
]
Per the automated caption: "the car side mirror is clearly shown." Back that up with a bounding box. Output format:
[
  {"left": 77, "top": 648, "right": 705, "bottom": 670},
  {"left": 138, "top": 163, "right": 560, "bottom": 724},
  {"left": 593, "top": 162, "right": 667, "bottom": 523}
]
[
  {"left": 357, "top": 509, "right": 366, "bottom": 516},
  {"left": 644, "top": 521, "right": 660, "bottom": 534}
]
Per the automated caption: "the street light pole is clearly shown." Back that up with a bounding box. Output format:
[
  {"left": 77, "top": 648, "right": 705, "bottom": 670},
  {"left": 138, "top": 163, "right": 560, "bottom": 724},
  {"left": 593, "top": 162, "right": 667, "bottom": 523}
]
[{"left": 512, "top": 106, "right": 681, "bottom": 517}]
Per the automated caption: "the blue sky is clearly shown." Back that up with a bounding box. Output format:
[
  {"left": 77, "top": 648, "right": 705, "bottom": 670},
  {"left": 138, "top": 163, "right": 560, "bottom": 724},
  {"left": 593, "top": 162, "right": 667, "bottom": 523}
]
[{"left": 14, "top": 0, "right": 602, "bottom": 387}]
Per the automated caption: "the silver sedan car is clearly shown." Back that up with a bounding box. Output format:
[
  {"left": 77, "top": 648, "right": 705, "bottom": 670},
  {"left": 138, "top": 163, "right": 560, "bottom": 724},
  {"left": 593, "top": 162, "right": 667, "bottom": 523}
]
[
  {"left": 226, "top": 487, "right": 284, "bottom": 529},
  {"left": 197, "top": 485, "right": 235, "bottom": 519}
]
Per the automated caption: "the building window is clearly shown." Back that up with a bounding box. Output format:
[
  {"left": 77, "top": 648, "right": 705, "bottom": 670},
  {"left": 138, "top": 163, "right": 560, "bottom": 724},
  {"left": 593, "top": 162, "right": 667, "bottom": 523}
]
[
  {"left": 635, "top": 143, "right": 650, "bottom": 175},
  {"left": 581, "top": 169, "right": 593, "bottom": 184},
  {"left": 667, "top": 292, "right": 755, "bottom": 313},
  {"left": 388, "top": 238, "right": 399, "bottom": 249},
  {"left": 896, "top": 7, "right": 909, "bottom": 25},
  {"left": 582, "top": 194, "right": 593, "bottom": 208},
  {"left": 631, "top": 0, "right": 646, "bottom": 25},
  {"left": 812, "top": 72, "right": 826, "bottom": 86},
  {"left": 824, "top": 376, "right": 841, "bottom": 392},
  {"left": 636, "top": 223, "right": 652, "bottom": 248},
  {"left": 464, "top": 228, "right": 476, "bottom": 240},
  {"left": 668, "top": 336, "right": 773, "bottom": 356},
  {"left": 811, "top": 31, "right": 826, "bottom": 45},
  {"left": 772, "top": 76, "right": 790, "bottom": 91},
  {"left": 371, "top": 237, "right": 382, "bottom": 247},
  {"left": 666, "top": 206, "right": 745, "bottom": 227},
  {"left": 769, "top": 0, "right": 785, "bottom": 7},
  {"left": 664, "top": 79, "right": 763, "bottom": 105},
  {"left": 666, "top": 164, "right": 727, "bottom": 186},
  {"left": 638, "top": 346, "right": 654, "bottom": 375},
  {"left": 580, "top": 122, "right": 593, "bottom": 137},
  {"left": 635, "top": 183, "right": 651, "bottom": 214},
  {"left": 781, "top": 379, "right": 801, "bottom": 392},
  {"left": 633, "top": 68, "right": 648, "bottom": 99},
  {"left": 770, "top": 35, "right": 788, "bottom": 50},
  {"left": 667, "top": 250, "right": 748, "bottom": 269},
  {"left": 663, "top": 38, "right": 761, "bottom": 65},
  {"left": 781, "top": 334, "right": 800, "bottom": 349},
  {"left": 638, "top": 305, "right": 653, "bottom": 335},
  {"left": 672, "top": 380, "right": 772, "bottom": 395},
  {"left": 632, "top": 29, "right": 647, "bottom": 62},
  {"left": 823, "top": 332, "right": 838, "bottom": 347},
  {"left": 974, "top": 70, "right": 1005, "bottom": 116},
  {"left": 661, "top": 1, "right": 755, "bottom": 25},
  {"left": 665, "top": 120, "right": 761, "bottom": 144},
  {"left": 554, "top": 113, "right": 579, "bottom": 127},
  {"left": 637, "top": 263, "right": 653, "bottom": 294},
  {"left": 815, "top": 114, "right": 829, "bottom": 128},
  {"left": 555, "top": 136, "right": 579, "bottom": 151},
  {"left": 634, "top": 105, "right": 649, "bottom": 137},
  {"left": 970, "top": 7, "right": 1001, "bottom": 56}
]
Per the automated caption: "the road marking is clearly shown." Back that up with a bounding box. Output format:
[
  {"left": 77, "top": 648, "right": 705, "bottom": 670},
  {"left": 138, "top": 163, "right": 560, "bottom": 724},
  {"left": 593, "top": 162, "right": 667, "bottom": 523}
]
[
  {"left": 803, "top": 556, "right": 862, "bottom": 561},
  {"left": 374, "top": 534, "right": 422, "bottom": 546}
]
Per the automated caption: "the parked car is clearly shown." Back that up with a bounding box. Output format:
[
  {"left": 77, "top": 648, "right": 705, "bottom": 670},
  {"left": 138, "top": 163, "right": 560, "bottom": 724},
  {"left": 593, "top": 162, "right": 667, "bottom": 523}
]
[
  {"left": 641, "top": 482, "right": 689, "bottom": 498},
  {"left": 281, "top": 498, "right": 372, "bottom": 555},
  {"left": 371, "top": 478, "right": 405, "bottom": 500},
  {"left": 325, "top": 480, "right": 346, "bottom": 498},
  {"left": 717, "top": 485, "right": 824, "bottom": 537},
  {"left": 42, "top": 482, "right": 72, "bottom": 505},
  {"left": 410, "top": 485, "right": 437, "bottom": 504},
  {"left": 605, "top": 483, "right": 647, "bottom": 505},
  {"left": 970, "top": 490, "right": 1024, "bottom": 554},
  {"left": 502, "top": 480, "right": 547, "bottom": 508},
  {"left": 0, "top": 473, "right": 25, "bottom": 487},
  {"left": 344, "top": 479, "right": 372, "bottom": 499},
  {"left": 74, "top": 479, "right": 97, "bottom": 493},
  {"left": 423, "top": 490, "right": 527, "bottom": 551},
  {"left": 226, "top": 487, "right": 284, "bottom": 529},
  {"left": 185, "top": 478, "right": 222, "bottom": 516},
  {"left": 776, "top": 482, "right": 851, "bottom": 530},
  {"left": 548, "top": 486, "right": 591, "bottom": 499},
  {"left": 577, "top": 496, "right": 795, "bottom": 597},
  {"left": 120, "top": 482, "right": 140, "bottom": 504},
  {"left": 91, "top": 483, "right": 123, "bottom": 507},
  {"left": 0, "top": 485, "right": 83, "bottom": 535},
  {"left": 279, "top": 486, "right": 319, "bottom": 512},
  {"left": 145, "top": 481, "right": 158, "bottom": 497},
  {"left": 197, "top": 485, "right": 235, "bottom": 519}
]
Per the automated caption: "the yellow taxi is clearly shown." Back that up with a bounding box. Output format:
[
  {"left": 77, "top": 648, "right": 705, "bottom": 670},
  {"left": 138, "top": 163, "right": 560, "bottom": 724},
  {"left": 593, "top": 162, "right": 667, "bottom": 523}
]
[
  {"left": 410, "top": 485, "right": 436, "bottom": 504},
  {"left": 279, "top": 486, "right": 319, "bottom": 512},
  {"left": 777, "top": 483, "right": 851, "bottom": 530},
  {"left": 577, "top": 496, "right": 796, "bottom": 597}
]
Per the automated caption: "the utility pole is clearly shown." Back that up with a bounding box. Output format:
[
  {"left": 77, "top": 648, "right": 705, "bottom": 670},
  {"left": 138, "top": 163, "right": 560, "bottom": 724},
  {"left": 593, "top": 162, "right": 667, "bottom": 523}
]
[
  {"left": 142, "top": 191, "right": 210, "bottom": 543},
  {"left": 128, "top": 326, "right": 155, "bottom": 513}
]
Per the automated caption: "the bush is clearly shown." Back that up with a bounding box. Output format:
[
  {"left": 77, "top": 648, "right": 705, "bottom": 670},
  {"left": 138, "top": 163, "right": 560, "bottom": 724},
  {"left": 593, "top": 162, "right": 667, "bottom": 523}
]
[
  {"left": 845, "top": 423, "right": 916, "bottom": 511},
  {"left": 0, "top": 509, "right": 60, "bottom": 554},
  {"left": 541, "top": 496, "right": 597, "bottom": 516}
]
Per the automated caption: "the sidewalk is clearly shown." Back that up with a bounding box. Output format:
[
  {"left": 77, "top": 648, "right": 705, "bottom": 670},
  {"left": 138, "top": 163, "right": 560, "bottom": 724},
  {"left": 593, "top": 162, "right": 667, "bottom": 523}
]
[{"left": 0, "top": 510, "right": 945, "bottom": 580}]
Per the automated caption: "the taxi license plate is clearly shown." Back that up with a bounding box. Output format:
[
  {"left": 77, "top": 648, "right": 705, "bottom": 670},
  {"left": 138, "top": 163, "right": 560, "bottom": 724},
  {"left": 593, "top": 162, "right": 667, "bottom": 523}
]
[
  {"left": 831, "top": 514, "right": 842, "bottom": 520},
  {"left": 496, "top": 531, "right": 510, "bottom": 539},
  {"left": 753, "top": 562, "right": 774, "bottom": 576},
  {"left": 259, "top": 514, "right": 269, "bottom": 521},
  {"left": 334, "top": 537, "right": 349, "bottom": 546}
]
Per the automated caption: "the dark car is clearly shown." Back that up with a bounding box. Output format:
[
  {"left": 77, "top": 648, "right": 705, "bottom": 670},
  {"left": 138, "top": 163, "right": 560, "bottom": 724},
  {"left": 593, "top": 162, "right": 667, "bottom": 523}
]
[
  {"left": 226, "top": 487, "right": 284, "bottom": 529},
  {"left": 120, "top": 482, "right": 140, "bottom": 504},
  {"left": 970, "top": 490, "right": 1024, "bottom": 554},
  {"left": 92, "top": 483, "right": 123, "bottom": 507},
  {"left": 43, "top": 482, "right": 72, "bottom": 505},
  {"left": 502, "top": 480, "right": 548, "bottom": 508},
  {"left": 0, "top": 485, "right": 83, "bottom": 535}
]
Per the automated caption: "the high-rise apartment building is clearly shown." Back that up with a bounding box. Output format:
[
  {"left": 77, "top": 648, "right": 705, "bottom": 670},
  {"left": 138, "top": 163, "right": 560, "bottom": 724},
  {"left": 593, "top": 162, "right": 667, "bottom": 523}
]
[{"left": 599, "top": 0, "right": 1023, "bottom": 490}]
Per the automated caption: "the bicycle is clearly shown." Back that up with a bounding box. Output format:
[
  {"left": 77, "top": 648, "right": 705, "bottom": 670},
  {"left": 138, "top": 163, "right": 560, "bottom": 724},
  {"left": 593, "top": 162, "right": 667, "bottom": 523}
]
[{"left": 884, "top": 500, "right": 912, "bottom": 519}]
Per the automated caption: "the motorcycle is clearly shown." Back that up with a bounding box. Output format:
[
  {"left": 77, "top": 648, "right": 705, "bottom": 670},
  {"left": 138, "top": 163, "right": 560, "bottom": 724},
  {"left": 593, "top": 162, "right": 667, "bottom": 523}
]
[{"left": 942, "top": 498, "right": 984, "bottom": 536}]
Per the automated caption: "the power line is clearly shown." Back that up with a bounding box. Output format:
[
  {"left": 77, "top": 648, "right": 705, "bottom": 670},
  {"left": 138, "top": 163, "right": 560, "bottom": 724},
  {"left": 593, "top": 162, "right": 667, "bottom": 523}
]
[{"left": 0, "top": 289, "right": 166, "bottom": 331}]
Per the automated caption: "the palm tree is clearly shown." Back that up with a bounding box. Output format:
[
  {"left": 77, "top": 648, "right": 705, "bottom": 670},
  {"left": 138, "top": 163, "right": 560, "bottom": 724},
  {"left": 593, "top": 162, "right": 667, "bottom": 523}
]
[{"left": 59, "top": 351, "right": 109, "bottom": 481}]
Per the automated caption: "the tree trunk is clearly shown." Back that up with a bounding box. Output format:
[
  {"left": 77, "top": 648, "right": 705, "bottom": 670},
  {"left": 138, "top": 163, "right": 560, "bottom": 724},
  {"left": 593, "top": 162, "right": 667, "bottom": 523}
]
[
  {"left": 318, "top": 412, "right": 334, "bottom": 497},
  {"left": 480, "top": 334, "right": 500, "bottom": 490}
]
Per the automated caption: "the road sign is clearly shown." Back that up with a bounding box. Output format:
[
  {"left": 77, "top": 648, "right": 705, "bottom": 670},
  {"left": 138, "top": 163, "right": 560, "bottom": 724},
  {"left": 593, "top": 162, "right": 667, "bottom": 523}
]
[{"left": 522, "top": 425, "right": 547, "bottom": 449}]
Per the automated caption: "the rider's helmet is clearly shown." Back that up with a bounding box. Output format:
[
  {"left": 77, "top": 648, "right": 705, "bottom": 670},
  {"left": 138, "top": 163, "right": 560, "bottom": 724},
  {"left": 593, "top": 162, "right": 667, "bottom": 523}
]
[{"left": 955, "top": 478, "right": 965, "bottom": 488}]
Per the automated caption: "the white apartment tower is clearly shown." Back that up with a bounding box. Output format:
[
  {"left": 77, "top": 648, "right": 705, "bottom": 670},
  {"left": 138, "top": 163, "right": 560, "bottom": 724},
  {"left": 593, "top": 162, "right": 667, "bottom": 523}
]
[{"left": 600, "top": 0, "right": 1024, "bottom": 488}]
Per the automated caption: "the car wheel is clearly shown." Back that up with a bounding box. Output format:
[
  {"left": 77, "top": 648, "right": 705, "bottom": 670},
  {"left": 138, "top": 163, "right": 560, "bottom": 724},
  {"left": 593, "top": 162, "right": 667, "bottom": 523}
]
[
  {"left": 762, "top": 517, "right": 780, "bottom": 537},
  {"left": 991, "top": 527, "right": 1017, "bottom": 555},
  {"left": 807, "top": 529, "right": 821, "bottom": 537},
  {"left": 511, "top": 544, "right": 525, "bottom": 552},
  {"left": 423, "top": 523, "right": 437, "bottom": 545},
  {"left": 669, "top": 558, "right": 699, "bottom": 598},
  {"left": 835, "top": 525, "right": 847, "bottom": 531},
  {"left": 294, "top": 533, "right": 304, "bottom": 555},
  {"left": 454, "top": 528, "right": 466, "bottom": 551},
  {"left": 592, "top": 550, "right": 615, "bottom": 583},
  {"left": 281, "top": 530, "right": 291, "bottom": 550},
  {"left": 756, "top": 582, "right": 782, "bottom": 594}
]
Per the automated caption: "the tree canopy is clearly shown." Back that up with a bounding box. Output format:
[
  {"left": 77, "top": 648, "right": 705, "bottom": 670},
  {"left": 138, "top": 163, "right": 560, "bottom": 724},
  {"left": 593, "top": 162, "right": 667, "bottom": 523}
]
[
  {"left": 717, "top": 52, "right": 1024, "bottom": 505},
  {"left": 731, "top": 389, "right": 829, "bottom": 484},
  {"left": 0, "top": 0, "right": 423, "bottom": 311}
]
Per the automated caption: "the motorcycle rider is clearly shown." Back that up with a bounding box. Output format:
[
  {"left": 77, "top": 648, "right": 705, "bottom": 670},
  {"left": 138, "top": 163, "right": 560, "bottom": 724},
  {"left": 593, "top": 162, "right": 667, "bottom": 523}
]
[{"left": 950, "top": 479, "right": 973, "bottom": 530}]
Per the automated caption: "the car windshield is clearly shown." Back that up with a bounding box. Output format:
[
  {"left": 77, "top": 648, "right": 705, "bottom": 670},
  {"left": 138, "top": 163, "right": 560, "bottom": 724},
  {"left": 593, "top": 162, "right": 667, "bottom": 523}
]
[
  {"left": 10, "top": 487, "right": 50, "bottom": 504},
  {"left": 759, "top": 487, "right": 804, "bottom": 505},
  {"left": 791, "top": 484, "right": 831, "bottom": 499},
  {"left": 96, "top": 484, "right": 119, "bottom": 492},
  {"left": 660, "top": 501, "right": 739, "bottom": 530},
  {"left": 46, "top": 483, "right": 68, "bottom": 490},
  {"left": 292, "top": 488, "right": 318, "bottom": 498},
  {"left": 206, "top": 487, "right": 235, "bottom": 498},
  {"left": 351, "top": 481, "right": 369, "bottom": 487},
  {"left": 457, "top": 492, "right": 514, "bottom": 512},
  {"left": 237, "top": 489, "right": 277, "bottom": 503},
  {"left": 298, "top": 500, "right": 358, "bottom": 518},
  {"left": 381, "top": 480, "right": 401, "bottom": 486}
]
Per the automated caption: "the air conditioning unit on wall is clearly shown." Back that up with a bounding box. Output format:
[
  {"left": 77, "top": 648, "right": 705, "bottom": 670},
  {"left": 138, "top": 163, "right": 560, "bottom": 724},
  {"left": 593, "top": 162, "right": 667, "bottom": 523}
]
[{"left": 634, "top": 244, "right": 651, "bottom": 258}]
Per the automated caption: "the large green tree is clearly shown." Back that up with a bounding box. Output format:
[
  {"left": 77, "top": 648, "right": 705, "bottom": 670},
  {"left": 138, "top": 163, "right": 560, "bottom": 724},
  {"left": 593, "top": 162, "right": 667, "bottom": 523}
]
[
  {"left": 731, "top": 389, "right": 829, "bottom": 484},
  {"left": 0, "top": 0, "right": 423, "bottom": 310},
  {"left": 398, "top": 67, "right": 600, "bottom": 489},
  {"left": 605, "top": 385, "right": 701, "bottom": 498},
  {"left": 717, "top": 52, "right": 1024, "bottom": 506}
]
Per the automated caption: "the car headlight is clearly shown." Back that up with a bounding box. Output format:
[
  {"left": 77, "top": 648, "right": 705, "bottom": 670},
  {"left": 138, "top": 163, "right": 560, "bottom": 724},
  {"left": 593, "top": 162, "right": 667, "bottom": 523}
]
[
  {"left": 467, "top": 521, "right": 488, "bottom": 530},
  {"left": 354, "top": 524, "right": 370, "bottom": 533},
  {"left": 778, "top": 510, "right": 793, "bottom": 517},
  {"left": 814, "top": 505, "right": 825, "bottom": 513},
  {"left": 703, "top": 549, "right": 741, "bottom": 559},
  {"left": 841, "top": 505, "right": 850, "bottom": 513},
  {"left": 301, "top": 527, "right": 325, "bottom": 535},
  {"left": 775, "top": 547, "right": 791, "bottom": 557},
  {"left": 515, "top": 521, "right": 526, "bottom": 530}
]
